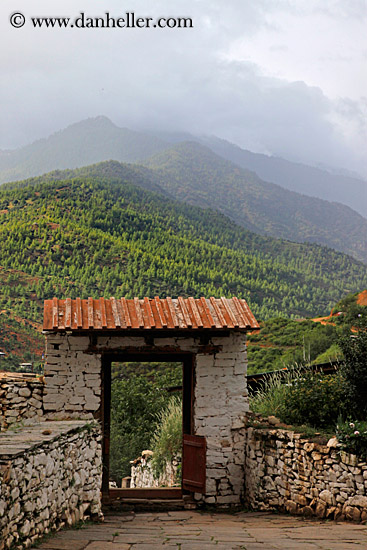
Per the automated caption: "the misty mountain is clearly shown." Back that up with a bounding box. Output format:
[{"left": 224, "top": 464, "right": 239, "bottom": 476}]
[
  {"left": 1, "top": 116, "right": 366, "bottom": 263},
  {"left": 1, "top": 117, "right": 366, "bottom": 219},
  {"left": 143, "top": 142, "right": 367, "bottom": 263},
  {"left": 0, "top": 117, "right": 169, "bottom": 184},
  {"left": 197, "top": 135, "right": 367, "bottom": 218}
]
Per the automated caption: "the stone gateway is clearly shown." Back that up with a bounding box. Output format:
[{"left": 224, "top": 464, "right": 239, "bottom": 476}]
[{"left": 42, "top": 296, "right": 259, "bottom": 506}]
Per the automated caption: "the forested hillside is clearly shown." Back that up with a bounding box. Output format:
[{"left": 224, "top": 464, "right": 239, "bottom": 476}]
[
  {"left": 247, "top": 290, "right": 367, "bottom": 374},
  {"left": 144, "top": 142, "right": 367, "bottom": 263},
  {"left": 200, "top": 135, "right": 367, "bottom": 218},
  {"left": 0, "top": 169, "right": 367, "bottom": 369},
  {"left": 1, "top": 118, "right": 366, "bottom": 263}
]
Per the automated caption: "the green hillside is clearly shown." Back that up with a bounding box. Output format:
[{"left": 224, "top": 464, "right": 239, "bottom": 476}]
[
  {"left": 144, "top": 142, "right": 367, "bottom": 263},
  {"left": 247, "top": 290, "right": 367, "bottom": 374},
  {"left": 0, "top": 168, "right": 367, "bottom": 370},
  {"left": 1, "top": 117, "right": 366, "bottom": 264}
]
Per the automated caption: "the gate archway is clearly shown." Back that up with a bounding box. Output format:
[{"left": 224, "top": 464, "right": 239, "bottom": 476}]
[{"left": 43, "top": 296, "right": 259, "bottom": 505}]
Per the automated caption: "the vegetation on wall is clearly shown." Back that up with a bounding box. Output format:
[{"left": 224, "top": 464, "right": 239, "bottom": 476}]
[
  {"left": 339, "top": 323, "right": 367, "bottom": 420},
  {"left": 250, "top": 368, "right": 347, "bottom": 429}
]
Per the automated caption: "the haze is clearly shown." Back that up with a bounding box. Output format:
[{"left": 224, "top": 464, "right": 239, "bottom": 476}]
[{"left": 1, "top": 0, "right": 366, "bottom": 178}]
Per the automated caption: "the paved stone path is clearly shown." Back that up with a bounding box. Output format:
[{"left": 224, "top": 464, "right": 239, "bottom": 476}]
[{"left": 31, "top": 510, "right": 367, "bottom": 550}]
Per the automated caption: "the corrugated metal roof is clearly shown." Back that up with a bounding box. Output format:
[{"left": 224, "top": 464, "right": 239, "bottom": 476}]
[{"left": 43, "top": 297, "right": 259, "bottom": 332}]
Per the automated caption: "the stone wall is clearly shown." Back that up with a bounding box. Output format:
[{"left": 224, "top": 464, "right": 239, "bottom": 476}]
[
  {"left": 44, "top": 331, "right": 249, "bottom": 505},
  {"left": 0, "top": 420, "right": 102, "bottom": 549},
  {"left": 194, "top": 332, "right": 248, "bottom": 506},
  {"left": 244, "top": 426, "right": 367, "bottom": 522},
  {"left": 0, "top": 373, "right": 44, "bottom": 431},
  {"left": 43, "top": 334, "right": 100, "bottom": 418},
  {"left": 130, "top": 451, "right": 180, "bottom": 489}
]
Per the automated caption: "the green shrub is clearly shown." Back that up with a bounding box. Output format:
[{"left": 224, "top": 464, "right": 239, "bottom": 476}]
[
  {"left": 336, "top": 419, "right": 367, "bottom": 460},
  {"left": 339, "top": 325, "right": 367, "bottom": 419},
  {"left": 150, "top": 396, "right": 182, "bottom": 480},
  {"left": 250, "top": 367, "right": 347, "bottom": 429},
  {"left": 281, "top": 370, "right": 347, "bottom": 428}
]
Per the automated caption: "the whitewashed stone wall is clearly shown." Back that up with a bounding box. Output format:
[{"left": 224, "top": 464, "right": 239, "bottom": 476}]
[
  {"left": 0, "top": 420, "right": 102, "bottom": 549},
  {"left": 0, "top": 373, "right": 44, "bottom": 431},
  {"left": 130, "top": 452, "right": 180, "bottom": 488},
  {"left": 244, "top": 426, "right": 367, "bottom": 522},
  {"left": 44, "top": 331, "right": 249, "bottom": 505},
  {"left": 194, "top": 332, "right": 248, "bottom": 505},
  {"left": 44, "top": 334, "right": 101, "bottom": 419}
]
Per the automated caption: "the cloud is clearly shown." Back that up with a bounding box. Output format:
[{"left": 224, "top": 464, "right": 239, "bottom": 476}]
[{"left": 0, "top": 0, "right": 366, "bottom": 177}]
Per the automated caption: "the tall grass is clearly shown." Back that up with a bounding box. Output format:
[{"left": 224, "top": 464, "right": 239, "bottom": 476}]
[
  {"left": 250, "top": 364, "right": 346, "bottom": 429},
  {"left": 249, "top": 367, "right": 302, "bottom": 419},
  {"left": 150, "top": 396, "right": 182, "bottom": 478}
]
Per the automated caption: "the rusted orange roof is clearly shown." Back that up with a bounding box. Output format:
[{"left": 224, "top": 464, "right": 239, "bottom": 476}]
[{"left": 43, "top": 297, "right": 259, "bottom": 332}]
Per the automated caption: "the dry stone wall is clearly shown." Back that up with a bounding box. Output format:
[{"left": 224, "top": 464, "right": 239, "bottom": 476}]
[
  {"left": 44, "top": 331, "right": 249, "bottom": 505},
  {"left": 0, "top": 373, "right": 44, "bottom": 431},
  {"left": 0, "top": 420, "right": 102, "bottom": 550},
  {"left": 130, "top": 451, "right": 180, "bottom": 488},
  {"left": 244, "top": 425, "right": 367, "bottom": 522}
]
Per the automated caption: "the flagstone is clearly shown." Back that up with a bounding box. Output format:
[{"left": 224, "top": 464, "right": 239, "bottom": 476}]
[{"left": 31, "top": 511, "right": 367, "bottom": 550}]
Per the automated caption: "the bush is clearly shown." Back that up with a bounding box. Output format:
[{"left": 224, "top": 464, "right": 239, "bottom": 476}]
[
  {"left": 150, "top": 396, "right": 182, "bottom": 480},
  {"left": 336, "top": 419, "right": 367, "bottom": 460},
  {"left": 339, "top": 325, "right": 367, "bottom": 419},
  {"left": 250, "top": 367, "right": 347, "bottom": 429},
  {"left": 281, "top": 370, "right": 347, "bottom": 428},
  {"left": 250, "top": 368, "right": 294, "bottom": 419}
]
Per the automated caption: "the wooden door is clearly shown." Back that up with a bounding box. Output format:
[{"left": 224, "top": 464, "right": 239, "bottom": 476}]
[{"left": 182, "top": 434, "right": 206, "bottom": 493}]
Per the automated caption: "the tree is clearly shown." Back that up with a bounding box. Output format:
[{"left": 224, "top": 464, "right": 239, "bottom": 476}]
[{"left": 339, "top": 323, "right": 367, "bottom": 419}]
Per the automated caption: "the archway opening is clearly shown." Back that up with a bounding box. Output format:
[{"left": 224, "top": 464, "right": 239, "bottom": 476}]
[{"left": 101, "top": 352, "right": 196, "bottom": 501}]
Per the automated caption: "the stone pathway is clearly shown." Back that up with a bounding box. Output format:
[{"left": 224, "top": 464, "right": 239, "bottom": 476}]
[{"left": 31, "top": 510, "right": 367, "bottom": 550}]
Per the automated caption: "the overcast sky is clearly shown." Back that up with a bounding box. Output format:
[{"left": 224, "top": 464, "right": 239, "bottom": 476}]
[{"left": 1, "top": 0, "right": 366, "bottom": 177}]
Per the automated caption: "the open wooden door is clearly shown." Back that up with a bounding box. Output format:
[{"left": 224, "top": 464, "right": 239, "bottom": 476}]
[{"left": 182, "top": 434, "right": 206, "bottom": 494}]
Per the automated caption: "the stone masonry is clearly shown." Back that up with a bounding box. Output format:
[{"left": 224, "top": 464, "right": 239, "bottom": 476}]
[
  {"left": 43, "top": 331, "right": 249, "bottom": 506},
  {"left": 0, "top": 373, "right": 44, "bottom": 431},
  {"left": 243, "top": 424, "right": 367, "bottom": 522},
  {"left": 130, "top": 450, "right": 180, "bottom": 488},
  {"left": 0, "top": 420, "right": 102, "bottom": 549}
]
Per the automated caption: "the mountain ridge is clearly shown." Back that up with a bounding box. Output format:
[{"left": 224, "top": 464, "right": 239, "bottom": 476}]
[
  {"left": 1, "top": 117, "right": 366, "bottom": 263},
  {"left": 143, "top": 142, "right": 367, "bottom": 263},
  {"left": 4, "top": 153, "right": 366, "bottom": 264}
]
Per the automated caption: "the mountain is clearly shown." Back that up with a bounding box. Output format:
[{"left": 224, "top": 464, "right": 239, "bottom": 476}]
[
  {"left": 2, "top": 117, "right": 366, "bottom": 217},
  {"left": 0, "top": 117, "right": 169, "bottom": 183},
  {"left": 144, "top": 142, "right": 367, "bottom": 263},
  {"left": 1, "top": 117, "right": 366, "bottom": 263},
  {"left": 197, "top": 135, "right": 367, "bottom": 218},
  {"left": 1, "top": 167, "right": 367, "bottom": 370}
]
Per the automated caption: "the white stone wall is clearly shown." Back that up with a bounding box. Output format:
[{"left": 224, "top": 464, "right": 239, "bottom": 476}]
[
  {"left": 244, "top": 426, "right": 367, "bottom": 522},
  {"left": 194, "top": 332, "right": 248, "bottom": 505},
  {"left": 44, "top": 334, "right": 101, "bottom": 419},
  {"left": 44, "top": 331, "right": 249, "bottom": 505},
  {"left": 0, "top": 374, "right": 44, "bottom": 431},
  {"left": 130, "top": 453, "right": 180, "bottom": 488},
  {"left": 0, "top": 420, "right": 102, "bottom": 549}
]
